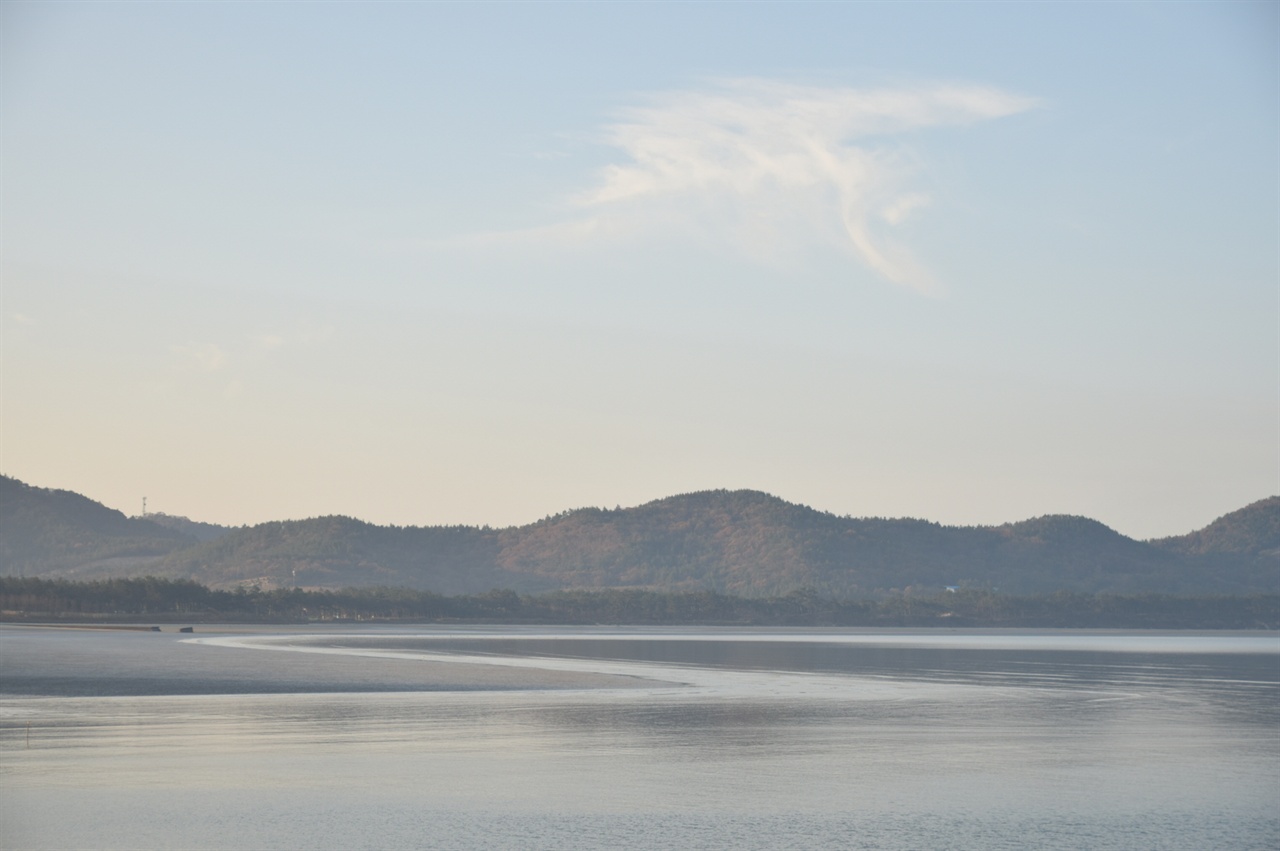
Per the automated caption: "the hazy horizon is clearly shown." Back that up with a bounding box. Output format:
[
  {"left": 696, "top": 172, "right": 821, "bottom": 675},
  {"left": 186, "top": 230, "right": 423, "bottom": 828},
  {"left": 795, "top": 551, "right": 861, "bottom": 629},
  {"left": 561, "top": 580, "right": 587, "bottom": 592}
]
[{"left": 3, "top": 2, "right": 1276, "bottom": 540}]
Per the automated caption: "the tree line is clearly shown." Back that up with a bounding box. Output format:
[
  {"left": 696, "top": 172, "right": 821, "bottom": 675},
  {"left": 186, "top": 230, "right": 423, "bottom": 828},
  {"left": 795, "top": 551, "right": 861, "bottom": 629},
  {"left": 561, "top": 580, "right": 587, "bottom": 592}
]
[{"left": 0, "top": 576, "right": 1275, "bottom": 629}]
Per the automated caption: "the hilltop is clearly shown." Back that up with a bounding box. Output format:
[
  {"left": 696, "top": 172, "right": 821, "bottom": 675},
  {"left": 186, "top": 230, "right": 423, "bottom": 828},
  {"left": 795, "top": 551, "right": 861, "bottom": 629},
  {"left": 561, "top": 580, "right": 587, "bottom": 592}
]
[
  {"left": 1150, "top": 496, "right": 1280, "bottom": 558},
  {"left": 1, "top": 475, "right": 1275, "bottom": 597},
  {"left": 0, "top": 476, "right": 196, "bottom": 578}
]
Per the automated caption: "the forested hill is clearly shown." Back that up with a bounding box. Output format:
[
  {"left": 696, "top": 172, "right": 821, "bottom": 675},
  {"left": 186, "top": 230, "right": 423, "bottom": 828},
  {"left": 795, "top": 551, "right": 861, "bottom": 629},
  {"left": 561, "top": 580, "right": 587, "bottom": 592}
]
[
  {"left": 141, "top": 512, "right": 229, "bottom": 543},
  {"left": 1, "top": 475, "right": 1276, "bottom": 597},
  {"left": 0, "top": 475, "right": 197, "bottom": 575},
  {"left": 1150, "top": 496, "right": 1280, "bottom": 558}
]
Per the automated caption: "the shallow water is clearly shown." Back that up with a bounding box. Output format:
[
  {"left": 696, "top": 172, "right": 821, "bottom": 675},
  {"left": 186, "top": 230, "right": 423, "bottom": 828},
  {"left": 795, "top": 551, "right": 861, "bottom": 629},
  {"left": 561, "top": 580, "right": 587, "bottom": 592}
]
[{"left": 2, "top": 626, "right": 1276, "bottom": 850}]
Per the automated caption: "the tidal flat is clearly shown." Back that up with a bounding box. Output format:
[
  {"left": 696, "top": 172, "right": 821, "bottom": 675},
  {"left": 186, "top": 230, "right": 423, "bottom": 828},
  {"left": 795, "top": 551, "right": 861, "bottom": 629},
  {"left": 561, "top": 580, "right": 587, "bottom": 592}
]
[{"left": 2, "top": 625, "right": 1277, "bottom": 850}]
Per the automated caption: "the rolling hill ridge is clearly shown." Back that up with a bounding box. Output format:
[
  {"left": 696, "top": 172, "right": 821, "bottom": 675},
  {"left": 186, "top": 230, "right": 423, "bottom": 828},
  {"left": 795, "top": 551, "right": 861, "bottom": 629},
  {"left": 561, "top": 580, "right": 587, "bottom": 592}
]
[{"left": 2, "top": 475, "right": 1275, "bottom": 597}]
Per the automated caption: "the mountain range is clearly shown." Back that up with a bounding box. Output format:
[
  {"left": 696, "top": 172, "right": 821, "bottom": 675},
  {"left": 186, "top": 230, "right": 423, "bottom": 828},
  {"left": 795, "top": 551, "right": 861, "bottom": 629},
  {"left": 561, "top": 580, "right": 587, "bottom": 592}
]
[{"left": 2, "top": 474, "right": 1276, "bottom": 597}]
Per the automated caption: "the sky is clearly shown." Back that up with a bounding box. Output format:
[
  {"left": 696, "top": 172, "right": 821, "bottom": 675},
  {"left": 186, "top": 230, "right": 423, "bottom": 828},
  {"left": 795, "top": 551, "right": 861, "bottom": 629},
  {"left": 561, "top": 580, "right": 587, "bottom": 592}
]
[{"left": 2, "top": 1, "right": 1276, "bottom": 539}]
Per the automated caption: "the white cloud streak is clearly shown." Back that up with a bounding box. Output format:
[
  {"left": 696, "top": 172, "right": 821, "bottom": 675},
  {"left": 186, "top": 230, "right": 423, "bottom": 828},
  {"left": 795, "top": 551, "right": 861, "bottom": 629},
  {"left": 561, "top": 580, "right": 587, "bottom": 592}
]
[{"left": 576, "top": 79, "right": 1037, "bottom": 292}]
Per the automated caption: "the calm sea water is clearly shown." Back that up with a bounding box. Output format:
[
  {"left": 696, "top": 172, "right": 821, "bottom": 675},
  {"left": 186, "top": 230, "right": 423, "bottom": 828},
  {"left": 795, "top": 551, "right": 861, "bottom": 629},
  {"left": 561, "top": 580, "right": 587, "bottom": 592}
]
[{"left": 1, "top": 625, "right": 1276, "bottom": 850}]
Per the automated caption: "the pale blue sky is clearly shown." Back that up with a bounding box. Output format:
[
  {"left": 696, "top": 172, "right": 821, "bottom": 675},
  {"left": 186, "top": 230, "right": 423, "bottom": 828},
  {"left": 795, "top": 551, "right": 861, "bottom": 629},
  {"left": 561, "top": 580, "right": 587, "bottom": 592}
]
[{"left": 3, "top": 2, "right": 1276, "bottom": 538}]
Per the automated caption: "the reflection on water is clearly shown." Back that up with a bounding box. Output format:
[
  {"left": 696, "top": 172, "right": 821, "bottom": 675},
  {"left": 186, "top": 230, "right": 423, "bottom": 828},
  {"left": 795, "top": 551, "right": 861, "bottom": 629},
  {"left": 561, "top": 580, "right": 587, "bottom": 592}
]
[{"left": 1, "top": 626, "right": 1277, "bottom": 850}]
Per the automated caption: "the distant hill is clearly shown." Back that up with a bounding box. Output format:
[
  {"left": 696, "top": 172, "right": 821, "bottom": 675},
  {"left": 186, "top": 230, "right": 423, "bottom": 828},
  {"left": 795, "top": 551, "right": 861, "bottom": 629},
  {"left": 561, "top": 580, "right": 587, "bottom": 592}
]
[
  {"left": 1150, "top": 497, "right": 1280, "bottom": 558},
  {"left": 141, "top": 512, "right": 230, "bottom": 543},
  {"left": 160, "top": 516, "right": 541, "bottom": 595},
  {"left": 483, "top": 491, "right": 1179, "bottom": 595},
  {"left": 1, "top": 475, "right": 1275, "bottom": 596},
  {"left": 0, "top": 476, "right": 196, "bottom": 578}
]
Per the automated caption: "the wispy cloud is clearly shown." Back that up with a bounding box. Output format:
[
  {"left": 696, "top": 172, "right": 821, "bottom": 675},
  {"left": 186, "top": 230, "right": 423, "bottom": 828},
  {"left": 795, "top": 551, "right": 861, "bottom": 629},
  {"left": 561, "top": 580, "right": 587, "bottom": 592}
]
[
  {"left": 171, "top": 342, "right": 227, "bottom": 373},
  {"left": 570, "top": 79, "right": 1037, "bottom": 293},
  {"left": 421, "top": 79, "right": 1036, "bottom": 292},
  {"left": 166, "top": 322, "right": 334, "bottom": 400},
  {"left": 881, "top": 193, "right": 932, "bottom": 226},
  {"left": 255, "top": 321, "right": 334, "bottom": 351},
  {"left": 256, "top": 334, "right": 286, "bottom": 350}
]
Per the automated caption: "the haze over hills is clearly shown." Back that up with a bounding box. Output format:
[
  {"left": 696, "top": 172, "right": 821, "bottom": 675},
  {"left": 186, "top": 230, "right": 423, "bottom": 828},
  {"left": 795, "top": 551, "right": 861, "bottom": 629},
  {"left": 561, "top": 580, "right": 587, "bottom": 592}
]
[{"left": 1, "top": 475, "right": 1275, "bottom": 597}]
